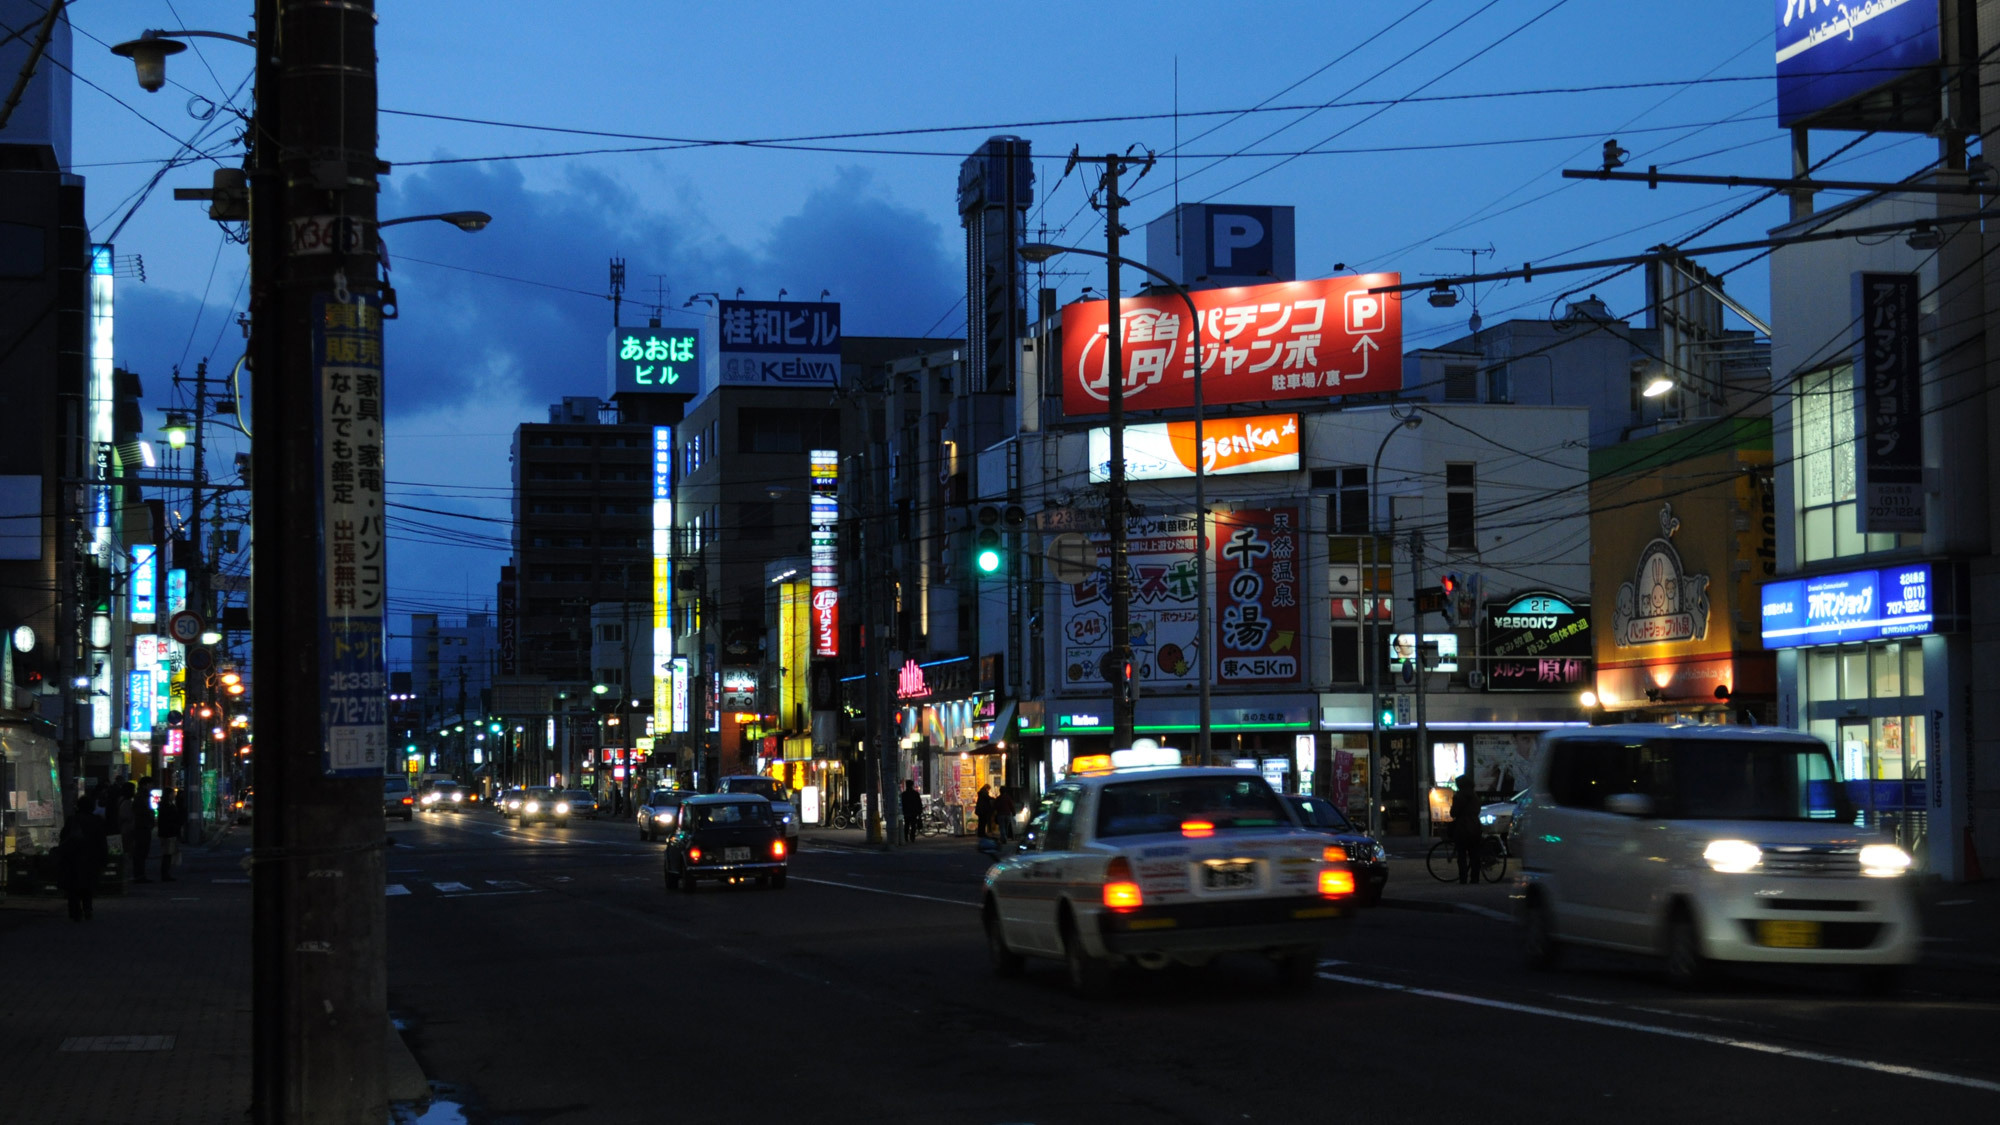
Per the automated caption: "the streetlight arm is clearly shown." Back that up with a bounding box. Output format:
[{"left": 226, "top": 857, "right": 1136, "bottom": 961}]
[{"left": 150, "top": 29, "right": 256, "bottom": 46}]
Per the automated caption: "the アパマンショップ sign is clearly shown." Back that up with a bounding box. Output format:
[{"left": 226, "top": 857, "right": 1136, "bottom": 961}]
[{"left": 1060, "top": 275, "right": 1401, "bottom": 416}]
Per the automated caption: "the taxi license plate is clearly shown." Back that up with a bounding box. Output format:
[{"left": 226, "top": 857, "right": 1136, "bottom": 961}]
[
  {"left": 1756, "top": 920, "right": 1822, "bottom": 949},
  {"left": 724, "top": 847, "right": 752, "bottom": 863},
  {"left": 1202, "top": 861, "right": 1257, "bottom": 891}
]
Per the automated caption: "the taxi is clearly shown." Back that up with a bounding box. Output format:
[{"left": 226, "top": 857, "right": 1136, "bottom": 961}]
[{"left": 982, "top": 751, "right": 1355, "bottom": 996}]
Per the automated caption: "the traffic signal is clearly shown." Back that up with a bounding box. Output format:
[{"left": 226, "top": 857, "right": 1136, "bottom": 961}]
[
  {"left": 1376, "top": 696, "right": 1396, "bottom": 729},
  {"left": 1439, "top": 573, "right": 1460, "bottom": 626},
  {"left": 974, "top": 504, "right": 1005, "bottom": 576}
]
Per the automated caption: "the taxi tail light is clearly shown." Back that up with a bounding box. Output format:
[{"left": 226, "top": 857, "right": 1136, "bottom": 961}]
[
  {"left": 1103, "top": 856, "right": 1144, "bottom": 913},
  {"left": 771, "top": 839, "right": 786, "bottom": 859},
  {"left": 1180, "top": 820, "right": 1215, "bottom": 838},
  {"left": 689, "top": 847, "right": 702, "bottom": 863},
  {"left": 1323, "top": 844, "right": 1348, "bottom": 863},
  {"left": 1320, "top": 867, "right": 1356, "bottom": 899}
]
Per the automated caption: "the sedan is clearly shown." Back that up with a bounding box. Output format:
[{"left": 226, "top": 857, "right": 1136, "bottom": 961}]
[
  {"left": 514, "top": 786, "right": 570, "bottom": 827},
  {"left": 563, "top": 790, "right": 599, "bottom": 820},
  {"left": 383, "top": 776, "right": 415, "bottom": 821},
  {"left": 420, "top": 782, "right": 468, "bottom": 813},
  {"left": 1283, "top": 794, "right": 1388, "bottom": 906},
  {"left": 637, "top": 789, "right": 689, "bottom": 842},
  {"left": 663, "top": 795, "right": 788, "bottom": 891},
  {"left": 1480, "top": 789, "right": 1529, "bottom": 839},
  {"left": 495, "top": 789, "right": 525, "bottom": 817}
]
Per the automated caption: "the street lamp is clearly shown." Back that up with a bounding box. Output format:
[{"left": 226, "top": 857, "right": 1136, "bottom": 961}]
[
  {"left": 379, "top": 211, "right": 491, "bottom": 233},
  {"left": 110, "top": 29, "right": 253, "bottom": 93},
  {"left": 1366, "top": 409, "right": 1423, "bottom": 837},
  {"left": 1017, "top": 241, "right": 1212, "bottom": 762}
]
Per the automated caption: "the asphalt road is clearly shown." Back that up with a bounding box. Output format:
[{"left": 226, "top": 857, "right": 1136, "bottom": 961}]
[{"left": 384, "top": 811, "right": 2000, "bottom": 1124}]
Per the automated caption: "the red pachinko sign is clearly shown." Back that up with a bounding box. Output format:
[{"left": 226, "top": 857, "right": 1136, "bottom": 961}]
[
  {"left": 1060, "top": 275, "right": 1401, "bottom": 416},
  {"left": 1213, "top": 507, "right": 1303, "bottom": 685},
  {"left": 811, "top": 587, "right": 838, "bottom": 658}
]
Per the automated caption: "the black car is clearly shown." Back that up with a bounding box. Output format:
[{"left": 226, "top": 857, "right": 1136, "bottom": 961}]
[
  {"left": 1284, "top": 794, "right": 1388, "bottom": 906},
  {"left": 663, "top": 795, "right": 788, "bottom": 892},
  {"left": 383, "top": 776, "right": 414, "bottom": 821}
]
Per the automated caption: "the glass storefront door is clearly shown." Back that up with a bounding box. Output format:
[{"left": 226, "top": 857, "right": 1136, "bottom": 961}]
[{"left": 1806, "top": 639, "right": 1929, "bottom": 862}]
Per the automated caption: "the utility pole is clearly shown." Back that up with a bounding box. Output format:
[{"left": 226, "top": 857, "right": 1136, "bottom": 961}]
[
  {"left": 249, "top": 1, "right": 387, "bottom": 1120},
  {"left": 1066, "top": 150, "right": 1153, "bottom": 748},
  {"left": 1409, "top": 528, "right": 1432, "bottom": 840}
]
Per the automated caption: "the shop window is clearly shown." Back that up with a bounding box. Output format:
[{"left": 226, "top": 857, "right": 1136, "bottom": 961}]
[
  {"left": 1902, "top": 644, "right": 1924, "bottom": 695},
  {"left": 1796, "top": 365, "right": 1910, "bottom": 563},
  {"left": 1806, "top": 650, "right": 1837, "bottom": 707},
  {"left": 1872, "top": 643, "right": 1903, "bottom": 698},
  {"left": 1840, "top": 648, "right": 1869, "bottom": 700}
]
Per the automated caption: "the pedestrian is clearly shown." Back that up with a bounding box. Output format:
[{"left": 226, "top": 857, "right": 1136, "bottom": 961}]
[
  {"left": 995, "top": 785, "right": 1017, "bottom": 846},
  {"left": 899, "top": 780, "right": 922, "bottom": 843},
  {"left": 1450, "top": 771, "right": 1482, "bottom": 884},
  {"left": 127, "top": 776, "right": 156, "bottom": 883},
  {"left": 613, "top": 787, "right": 625, "bottom": 818},
  {"left": 58, "top": 793, "right": 109, "bottom": 921},
  {"left": 974, "top": 781, "right": 996, "bottom": 839},
  {"left": 156, "top": 788, "right": 187, "bottom": 882}
]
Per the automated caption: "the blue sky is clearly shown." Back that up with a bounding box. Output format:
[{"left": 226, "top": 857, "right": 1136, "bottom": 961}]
[{"left": 55, "top": 1, "right": 1948, "bottom": 637}]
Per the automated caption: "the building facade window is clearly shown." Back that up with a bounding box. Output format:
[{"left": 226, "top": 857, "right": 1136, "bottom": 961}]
[
  {"left": 1443, "top": 364, "right": 1478, "bottom": 403},
  {"left": 1445, "top": 462, "right": 1476, "bottom": 552},
  {"left": 1796, "top": 365, "right": 1912, "bottom": 563},
  {"left": 1323, "top": 467, "right": 1369, "bottom": 535}
]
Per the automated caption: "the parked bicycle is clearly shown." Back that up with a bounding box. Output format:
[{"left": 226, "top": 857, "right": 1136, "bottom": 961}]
[
  {"left": 828, "top": 800, "right": 862, "bottom": 830},
  {"left": 1427, "top": 832, "right": 1510, "bottom": 883},
  {"left": 919, "top": 800, "right": 953, "bottom": 837}
]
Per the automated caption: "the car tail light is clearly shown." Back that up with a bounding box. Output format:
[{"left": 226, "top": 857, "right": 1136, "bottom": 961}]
[
  {"left": 1319, "top": 867, "right": 1355, "bottom": 898},
  {"left": 1180, "top": 820, "right": 1215, "bottom": 838},
  {"left": 1323, "top": 844, "right": 1348, "bottom": 863},
  {"left": 689, "top": 847, "right": 703, "bottom": 863},
  {"left": 772, "top": 840, "right": 786, "bottom": 859},
  {"left": 1103, "top": 856, "right": 1144, "bottom": 912},
  {"left": 401, "top": 797, "right": 413, "bottom": 806}
]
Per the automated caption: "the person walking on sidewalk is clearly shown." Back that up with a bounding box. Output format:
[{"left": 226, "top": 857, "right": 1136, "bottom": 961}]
[
  {"left": 995, "top": 785, "right": 1016, "bottom": 846},
  {"left": 899, "top": 780, "right": 922, "bottom": 843},
  {"left": 1450, "top": 772, "right": 1482, "bottom": 885},
  {"left": 126, "top": 776, "right": 156, "bottom": 883},
  {"left": 974, "top": 782, "right": 996, "bottom": 840},
  {"left": 156, "top": 788, "right": 188, "bottom": 882},
  {"left": 59, "top": 793, "right": 110, "bottom": 921}
]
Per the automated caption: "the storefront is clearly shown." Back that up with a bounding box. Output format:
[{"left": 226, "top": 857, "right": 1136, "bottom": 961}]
[
  {"left": 1025, "top": 695, "right": 1316, "bottom": 790},
  {"left": 1764, "top": 561, "right": 1960, "bottom": 866}
]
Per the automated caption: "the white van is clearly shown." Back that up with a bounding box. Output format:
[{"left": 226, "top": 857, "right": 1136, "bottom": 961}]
[{"left": 1515, "top": 724, "right": 1920, "bottom": 991}]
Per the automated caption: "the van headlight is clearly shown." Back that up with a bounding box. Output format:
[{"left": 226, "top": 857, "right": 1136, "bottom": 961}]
[
  {"left": 1859, "top": 844, "right": 1912, "bottom": 877},
  {"left": 1702, "top": 839, "right": 1762, "bottom": 874},
  {"left": 556, "top": 802, "right": 570, "bottom": 814}
]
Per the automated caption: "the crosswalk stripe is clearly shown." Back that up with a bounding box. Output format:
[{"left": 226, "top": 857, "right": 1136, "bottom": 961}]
[
  {"left": 485, "top": 879, "right": 528, "bottom": 890},
  {"left": 431, "top": 881, "right": 471, "bottom": 893},
  {"left": 385, "top": 884, "right": 410, "bottom": 896}
]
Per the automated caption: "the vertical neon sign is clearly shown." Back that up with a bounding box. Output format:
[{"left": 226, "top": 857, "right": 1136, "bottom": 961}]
[
  {"left": 809, "top": 449, "right": 838, "bottom": 657},
  {"left": 651, "top": 426, "right": 674, "bottom": 741}
]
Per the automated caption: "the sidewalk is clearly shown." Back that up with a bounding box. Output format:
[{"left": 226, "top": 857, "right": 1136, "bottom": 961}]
[{"left": 0, "top": 826, "right": 429, "bottom": 1124}]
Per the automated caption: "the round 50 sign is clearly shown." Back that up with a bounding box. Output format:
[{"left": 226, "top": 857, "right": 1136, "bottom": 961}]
[{"left": 169, "top": 610, "right": 204, "bottom": 644}]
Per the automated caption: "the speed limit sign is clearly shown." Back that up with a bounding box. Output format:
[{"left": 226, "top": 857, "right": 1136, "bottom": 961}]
[{"left": 169, "top": 610, "right": 204, "bottom": 644}]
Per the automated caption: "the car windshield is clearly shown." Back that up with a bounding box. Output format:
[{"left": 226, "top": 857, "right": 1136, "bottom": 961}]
[
  {"left": 646, "top": 791, "right": 679, "bottom": 806},
  {"left": 1665, "top": 739, "right": 1845, "bottom": 821},
  {"left": 723, "top": 778, "right": 782, "bottom": 800},
  {"left": 1290, "top": 795, "right": 1354, "bottom": 833},
  {"left": 691, "top": 801, "right": 773, "bottom": 828},
  {"left": 526, "top": 788, "right": 558, "bottom": 799},
  {"left": 1096, "top": 775, "right": 1290, "bottom": 838},
  {"left": 432, "top": 783, "right": 459, "bottom": 793}
]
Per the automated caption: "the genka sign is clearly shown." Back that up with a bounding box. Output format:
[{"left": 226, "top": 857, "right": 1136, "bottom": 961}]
[{"left": 1059, "top": 275, "right": 1401, "bottom": 416}]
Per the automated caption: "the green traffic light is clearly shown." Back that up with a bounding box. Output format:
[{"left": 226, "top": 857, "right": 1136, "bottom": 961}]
[{"left": 976, "top": 546, "right": 1003, "bottom": 574}]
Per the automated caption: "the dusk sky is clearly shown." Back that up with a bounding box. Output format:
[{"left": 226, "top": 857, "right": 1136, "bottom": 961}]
[{"left": 59, "top": 1, "right": 1941, "bottom": 659}]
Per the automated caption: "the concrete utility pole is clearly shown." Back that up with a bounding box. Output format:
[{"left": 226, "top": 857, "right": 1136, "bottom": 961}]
[
  {"left": 1409, "top": 528, "right": 1432, "bottom": 841},
  {"left": 248, "top": 1, "right": 387, "bottom": 1120},
  {"left": 1065, "top": 151, "right": 1154, "bottom": 748}
]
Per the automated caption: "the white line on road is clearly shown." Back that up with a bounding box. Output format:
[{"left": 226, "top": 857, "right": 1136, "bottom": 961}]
[
  {"left": 788, "top": 875, "right": 978, "bottom": 908},
  {"left": 386, "top": 884, "right": 410, "bottom": 896},
  {"left": 1455, "top": 903, "right": 1512, "bottom": 922},
  {"left": 431, "top": 882, "right": 471, "bottom": 893},
  {"left": 1318, "top": 967, "right": 2000, "bottom": 1095}
]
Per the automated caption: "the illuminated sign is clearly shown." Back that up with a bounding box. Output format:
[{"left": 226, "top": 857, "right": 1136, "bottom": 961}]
[
  {"left": 897, "top": 659, "right": 928, "bottom": 700},
  {"left": 1389, "top": 633, "right": 1460, "bottom": 674},
  {"left": 129, "top": 545, "right": 158, "bottom": 623},
  {"left": 671, "top": 655, "right": 690, "bottom": 733},
  {"left": 721, "top": 668, "right": 758, "bottom": 709},
  {"left": 1776, "top": 0, "right": 1939, "bottom": 130},
  {"left": 718, "top": 300, "right": 841, "bottom": 386},
  {"left": 1760, "top": 562, "right": 1934, "bottom": 649},
  {"left": 89, "top": 245, "right": 115, "bottom": 555},
  {"left": 1855, "top": 273, "right": 1924, "bottom": 533},
  {"left": 127, "top": 671, "right": 151, "bottom": 733},
  {"left": 778, "top": 582, "right": 808, "bottom": 726},
  {"left": 1060, "top": 275, "right": 1401, "bottom": 416},
  {"left": 809, "top": 449, "right": 839, "bottom": 657},
  {"left": 611, "top": 328, "right": 699, "bottom": 396},
  {"left": 1611, "top": 504, "right": 1709, "bottom": 648},
  {"left": 312, "top": 292, "right": 388, "bottom": 775},
  {"left": 1483, "top": 591, "right": 1592, "bottom": 692},
  {"left": 1087, "top": 413, "right": 1300, "bottom": 482},
  {"left": 652, "top": 426, "right": 675, "bottom": 740}
]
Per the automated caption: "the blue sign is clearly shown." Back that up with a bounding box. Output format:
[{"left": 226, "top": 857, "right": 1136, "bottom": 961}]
[
  {"left": 129, "top": 544, "right": 157, "bottom": 623},
  {"left": 1760, "top": 562, "right": 1933, "bottom": 649},
  {"left": 610, "top": 327, "right": 700, "bottom": 397},
  {"left": 1775, "top": 0, "right": 1940, "bottom": 128},
  {"left": 127, "top": 671, "right": 152, "bottom": 733}
]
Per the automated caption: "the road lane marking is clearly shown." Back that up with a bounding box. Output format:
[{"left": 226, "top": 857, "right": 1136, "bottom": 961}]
[
  {"left": 386, "top": 884, "right": 410, "bottom": 896},
  {"left": 787, "top": 875, "right": 978, "bottom": 908},
  {"left": 486, "top": 879, "right": 528, "bottom": 890},
  {"left": 1318, "top": 968, "right": 2000, "bottom": 1094},
  {"left": 431, "top": 881, "right": 471, "bottom": 893},
  {"left": 1548, "top": 992, "right": 1763, "bottom": 1028}
]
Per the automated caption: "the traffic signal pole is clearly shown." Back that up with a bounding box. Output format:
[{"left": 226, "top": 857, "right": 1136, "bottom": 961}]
[{"left": 249, "top": 1, "right": 388, "bottom": 1119}]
